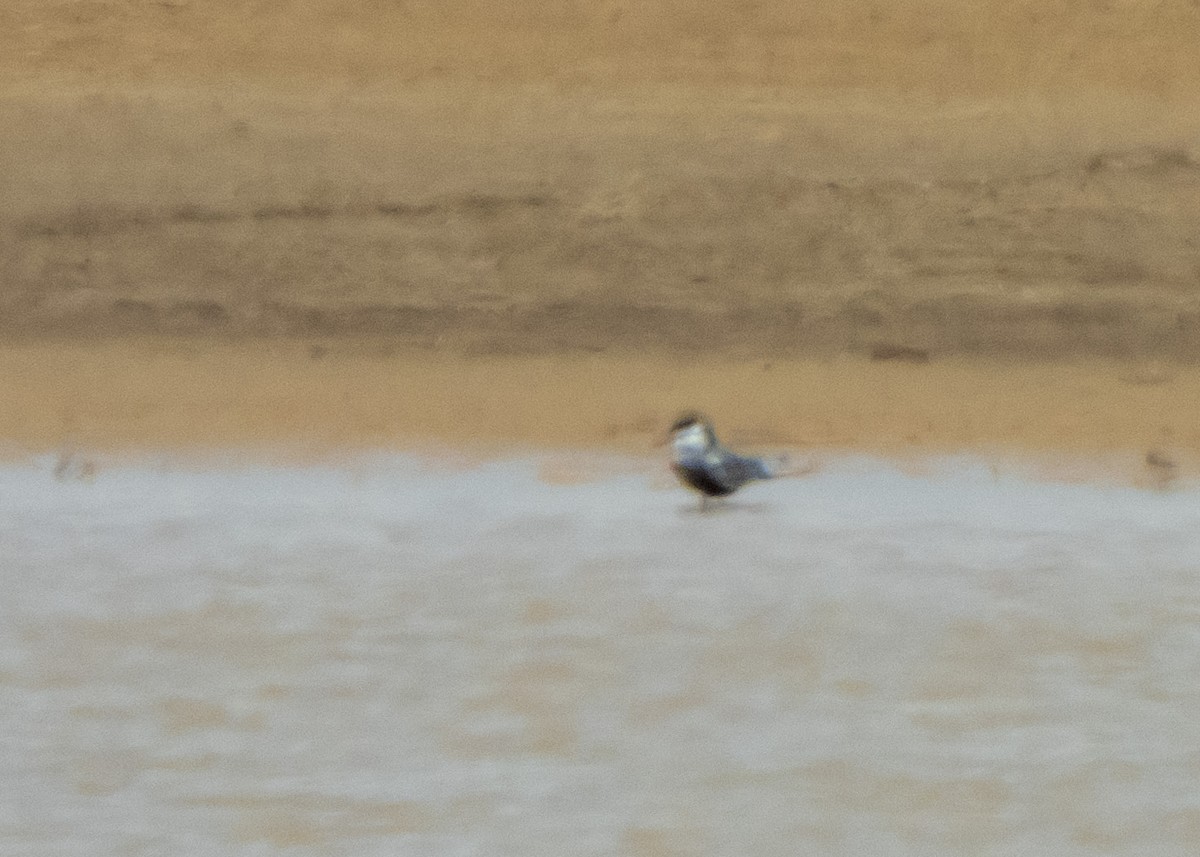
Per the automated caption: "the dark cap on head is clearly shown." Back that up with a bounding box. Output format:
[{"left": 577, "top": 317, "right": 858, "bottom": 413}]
[{"left": 669, "top": 411, "right": 710, "bottom": 433}]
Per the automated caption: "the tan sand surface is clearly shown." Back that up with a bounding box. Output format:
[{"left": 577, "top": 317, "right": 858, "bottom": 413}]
[
  {"left": 5, "top": 88, "right": 1200, "bottom": 359},
  {"left": 3, "top": 2, "right": 1200, "bottom": 455},
  {"left": 5, "top": 0, "right": 1200, "bottom": 96},
  {"left": 2, "top": 341, "right": 1195, "bottom": 473}
]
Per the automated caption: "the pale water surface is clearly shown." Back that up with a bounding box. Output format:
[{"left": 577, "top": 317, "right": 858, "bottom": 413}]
[{"left": 4, "top": 453, "right": 1200, "bottom": 856}]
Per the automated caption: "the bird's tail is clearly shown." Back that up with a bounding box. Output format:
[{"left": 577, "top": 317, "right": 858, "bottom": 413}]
[{"left": 763, "top": 452, "right": 821, "bottom": 479}]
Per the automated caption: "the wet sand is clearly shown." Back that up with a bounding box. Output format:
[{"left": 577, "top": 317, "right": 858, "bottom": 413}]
[{"left": 6, "top": 454, "right": 1200, "bottom": 855}]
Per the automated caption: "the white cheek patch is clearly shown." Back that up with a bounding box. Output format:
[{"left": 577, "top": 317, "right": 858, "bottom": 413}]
[{"left": 673, "top": 424, "right": 709, "bottom": 458}]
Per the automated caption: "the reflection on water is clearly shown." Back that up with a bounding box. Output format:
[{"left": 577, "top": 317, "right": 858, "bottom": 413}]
[{"left": 4, "top": 453, "right": 1200, "bottom": 855}]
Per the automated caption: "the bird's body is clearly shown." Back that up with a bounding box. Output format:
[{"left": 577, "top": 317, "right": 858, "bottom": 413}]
[
  {"left": 668, "top": 413, "right": 775, "bottom": 508},
  {"left": 1145, "top": 446, "right": 1179, "bottom": 491}
]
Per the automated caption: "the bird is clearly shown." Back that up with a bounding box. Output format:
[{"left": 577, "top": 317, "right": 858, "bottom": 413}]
[
  {"left": 1144, "top": 427, "right": 1180, "bottom": 491},
  {"left": 666, "top": 412, "right": 777, "bottom": 510},
  {"left": 1145, "top": 446, "right": 1179, "bottom": 491}
]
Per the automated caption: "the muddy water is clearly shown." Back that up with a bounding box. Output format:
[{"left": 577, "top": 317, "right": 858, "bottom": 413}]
[{"left": 4, "top": 453, "right": 1200, "bottom": 855}]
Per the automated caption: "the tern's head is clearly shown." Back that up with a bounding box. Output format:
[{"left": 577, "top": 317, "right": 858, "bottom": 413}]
[{"left": 668, "top": 412, "right": 717, "bottom": 454}]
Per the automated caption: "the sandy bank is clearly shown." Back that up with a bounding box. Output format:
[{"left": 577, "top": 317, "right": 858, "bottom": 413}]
[
  {"left": 3, "top": 2, "right": 1200, "bottom": 461},
  {"left": 3, "top": 340, "right": 1193, "bottom": 469},
  {"left": 4, "top": 87, "right": 1200, "bottom": 359},
  {"left": 3, "top": 5, "right": 1200, "bottom": 358}
]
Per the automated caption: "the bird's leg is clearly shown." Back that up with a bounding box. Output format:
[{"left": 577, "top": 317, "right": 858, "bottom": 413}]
[{"left": 699, "top": 494, "right": 710, "bottom": 513}]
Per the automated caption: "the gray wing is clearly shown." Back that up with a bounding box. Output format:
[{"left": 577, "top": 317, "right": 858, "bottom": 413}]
[{"left": 711, "top": 451, "right": 774, "bottom": 490}]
